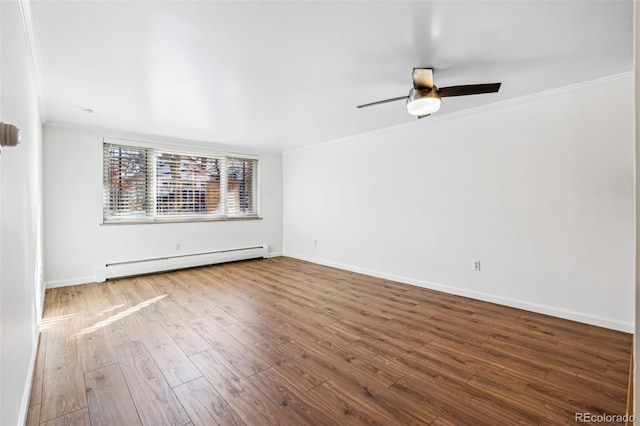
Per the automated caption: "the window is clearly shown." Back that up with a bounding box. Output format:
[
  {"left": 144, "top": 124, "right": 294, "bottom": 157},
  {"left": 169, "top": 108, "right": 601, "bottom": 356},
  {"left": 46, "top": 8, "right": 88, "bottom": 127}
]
[
  {"left": 103, "top": 141, "right": 258, "bottom": 223},
  {"left": 104, "top": 145, "right": 151, "bottom": 219}
]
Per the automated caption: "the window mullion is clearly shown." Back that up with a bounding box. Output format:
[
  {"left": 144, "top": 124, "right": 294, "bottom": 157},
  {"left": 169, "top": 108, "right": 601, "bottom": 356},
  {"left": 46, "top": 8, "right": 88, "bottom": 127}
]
[
  {"left": 220, "top": 157, "right": 228, "bottom": 217},
  {"left": 149, "top": 149, "right": 157, "bottom": 218}
]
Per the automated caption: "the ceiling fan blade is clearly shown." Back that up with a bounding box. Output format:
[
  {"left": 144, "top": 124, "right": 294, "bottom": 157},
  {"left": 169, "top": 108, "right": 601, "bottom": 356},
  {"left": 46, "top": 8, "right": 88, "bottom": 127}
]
[
  {"left": 356, "top": 96, "right": 408, "bottom": 109},
  {"left": 438, "top": 83, "right": 501, "bottom": 97},
  {"left": 412, "top": 68, "right": 434, "bottom": 91}
]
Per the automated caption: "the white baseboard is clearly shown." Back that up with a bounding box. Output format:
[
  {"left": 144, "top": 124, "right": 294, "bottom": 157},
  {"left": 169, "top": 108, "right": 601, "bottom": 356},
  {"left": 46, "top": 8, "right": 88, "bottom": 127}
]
[
  {"left": 284, "top": 252, "right": 633, "bottom": 333},
  {"left": 46, "top": 276, "right": 95, "bottom": 289},
  {"left": 17, "top": 332, "right": 40, "bottom": 426},
  {"left": 46, "top": 250, "right": 280, "bottom": 289}
]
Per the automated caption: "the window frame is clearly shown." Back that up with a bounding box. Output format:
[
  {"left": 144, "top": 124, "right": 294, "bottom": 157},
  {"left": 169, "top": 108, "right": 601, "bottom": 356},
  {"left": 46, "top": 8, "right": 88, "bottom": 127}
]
[{"left": 102, "top": 138, "right": 260, "bottom": 224}]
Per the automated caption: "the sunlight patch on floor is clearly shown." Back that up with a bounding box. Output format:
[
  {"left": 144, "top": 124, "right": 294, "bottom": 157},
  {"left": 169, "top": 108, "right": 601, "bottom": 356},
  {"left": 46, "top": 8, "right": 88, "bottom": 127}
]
[
  {"left": 40, "top": 313, "right": 78, "bottom": 330},
  {"left": 75, "top": 294, "right": 167, "bottom": 336}
]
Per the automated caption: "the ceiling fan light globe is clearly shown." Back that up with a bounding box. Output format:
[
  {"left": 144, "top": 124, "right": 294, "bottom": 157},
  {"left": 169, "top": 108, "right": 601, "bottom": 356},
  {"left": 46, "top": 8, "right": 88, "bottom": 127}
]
[
  {"left": 407, "top": 97, "right": 441, "bottom": 115},
  {"left": 406, "top": 90, "right": 441, "bottom": 116}
]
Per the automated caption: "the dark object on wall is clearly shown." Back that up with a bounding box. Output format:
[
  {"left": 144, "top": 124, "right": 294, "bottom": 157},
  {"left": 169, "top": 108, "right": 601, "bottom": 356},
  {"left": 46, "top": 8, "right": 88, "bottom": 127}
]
[{"left": 0, "top": 122, "right": 20, "bottom": 147}]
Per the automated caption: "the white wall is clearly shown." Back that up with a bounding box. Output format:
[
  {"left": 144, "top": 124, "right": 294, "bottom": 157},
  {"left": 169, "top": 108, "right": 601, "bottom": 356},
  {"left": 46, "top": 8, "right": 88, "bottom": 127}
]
[
  {"left": 633, "top": 0, "right": 638, "bottom": 412},
  {"left": 284, "top": 76, "right": 635, "bottom": 332},
  {"left": 43, "top": 125, "right": 283, "bottom": 287},
  {"left": 0, "top": 0, "right": 44, "bottom": 424}
]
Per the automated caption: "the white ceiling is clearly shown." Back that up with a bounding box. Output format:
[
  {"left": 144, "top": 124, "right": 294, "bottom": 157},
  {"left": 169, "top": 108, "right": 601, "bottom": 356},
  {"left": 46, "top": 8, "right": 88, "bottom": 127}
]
[{"left": 30, "top": 0, "right": 633, "bottom": 152}]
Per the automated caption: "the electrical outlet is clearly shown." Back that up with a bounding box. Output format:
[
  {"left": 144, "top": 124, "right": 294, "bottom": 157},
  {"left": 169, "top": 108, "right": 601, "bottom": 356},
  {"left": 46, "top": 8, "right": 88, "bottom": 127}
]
[
  {"left": 176, "top": 243, "right": 181, "bottom": 251},
  {"left": 473, "top": 260, "right": 481, "bottom": 271},
  {"left": 313, "top": 239, "right": 318, "bottom": 246}
]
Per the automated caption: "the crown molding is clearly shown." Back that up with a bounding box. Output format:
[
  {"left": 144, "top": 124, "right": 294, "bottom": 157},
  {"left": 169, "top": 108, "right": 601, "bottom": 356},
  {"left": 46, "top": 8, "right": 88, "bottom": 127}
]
[
  {"left": 44, "top": 121, "right": 282, "bottom": 156},
  {"left": 17, "top": 0, "right": 46, "bottom": 121},
  {"left": 284, "top": 71, "right": 633, "bottom": 155}
]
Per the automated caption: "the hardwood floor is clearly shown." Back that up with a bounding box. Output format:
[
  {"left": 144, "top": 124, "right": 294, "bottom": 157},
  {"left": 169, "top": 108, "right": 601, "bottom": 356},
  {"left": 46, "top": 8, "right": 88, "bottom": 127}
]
[{"left": 27, "top": 257, "right": 632, "bottom": 425}]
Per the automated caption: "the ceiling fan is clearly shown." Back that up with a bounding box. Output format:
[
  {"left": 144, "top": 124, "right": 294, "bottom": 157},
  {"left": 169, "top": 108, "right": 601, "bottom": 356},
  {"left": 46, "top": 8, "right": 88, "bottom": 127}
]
[{"left": 357, "top": 68, "right": 501, "bottom": 118}]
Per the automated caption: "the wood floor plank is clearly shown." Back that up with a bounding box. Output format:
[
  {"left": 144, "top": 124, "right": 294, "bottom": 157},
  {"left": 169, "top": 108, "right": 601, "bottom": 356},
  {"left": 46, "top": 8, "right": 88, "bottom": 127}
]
[
  {"left": 556, "top": 338, "right": 630, "bottom": 365},
  {"left": 306, "top": 379, "right": 399, "bottom": 426},
  {"left": 391, "top": 374, "right": 497, "bottom": 426},
  {"left": 337, "top": 317, "right": 423, "bottom": 353},
  {"left": 190, "top": 316, "right": 270, "bottom": 378},
  {"left": 295, "top": 335, "right": 400, "bottom": 388},
  {"left": 190, "top": 349, "right": 284, "bottom": 425},
  {"left": 112, "top": 340, "right": 190, "bottom": 425},
  {"left": 467, "top": 367, "right": 579, "bottom": 424},
  {"left": 249, "top": 305, "right": 343, "bottom": 349},
  {"left": 190, "top": 348, "right": 246, "bottom": 395},
  {"left": 222, "top": 322, "right": 289, "bottom": 369},
  {"left": 158, "top": 312, "right": 212, "bottom": 356},
  {"left": 85, "top": 364, "right": 142, "bottom": 426},
  {"left": 178, "top": 292, "right": 239, "bottom": 325},
  {"left": 104, "top": 324, "right": 141, "bottom": 348},
  {"left": 427, "top": 337, "right": 550, "bottom": 382},
  {"left": 343, "top": 341, "right": 411, "bottom": 384},
  {"left": 25, "top": 403, "right": 40, "bottom": 426},
  {"left": 29, "top": 337, "right": 46, "bottom": 407},
  {"left": 77, "top": 318, "right": 117, "bottom": 373},
  {"left": 173, "top": 376, "right": 245, "bottom": 426},
  {"left": 247, "top": 368, "right": 337, "bottom": 425},
  {"left": 40, "top": 337, "right": 87, "bottom": 423},
  {"left": 39, "top": 310, "right": 85, "bottom": 342},
  {"left": 482, "top": 337, "right": 610, "bottom": 380},
  {"left": 41, "top": 408, "right": 90, "bottom": 426},
  {"left": 225, "top": 318, "right": 291, "bottom": 347},
  {"left": 33, "top": 258, "right": 633, "bottom": 425},
  {"left": 135, "top": 321, "right": 202, "bottom": 387},
  {"left": 544, "top": 369, "right": 628, "bottom": 414},
  {"left": 270, "top": 356, "right": 328, "bottom": 393}
]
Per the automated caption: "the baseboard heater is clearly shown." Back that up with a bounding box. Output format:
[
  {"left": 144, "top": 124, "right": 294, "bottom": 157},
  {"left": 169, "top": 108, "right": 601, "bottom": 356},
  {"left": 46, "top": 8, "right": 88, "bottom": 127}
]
[{"left": 99, "top": 245, "right": 268, "bottom": 281}]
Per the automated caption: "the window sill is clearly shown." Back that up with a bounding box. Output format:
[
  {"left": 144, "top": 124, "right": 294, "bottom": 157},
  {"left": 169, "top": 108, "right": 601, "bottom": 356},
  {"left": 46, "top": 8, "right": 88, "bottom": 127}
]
[{"left": 101, "top": 216, "right": 262, "bottom": 226}]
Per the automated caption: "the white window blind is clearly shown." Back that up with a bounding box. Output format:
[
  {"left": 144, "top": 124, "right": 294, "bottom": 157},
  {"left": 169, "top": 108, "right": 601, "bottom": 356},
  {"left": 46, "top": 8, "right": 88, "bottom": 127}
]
[
  {"left": 103, "top": 144, "right": 152, "bottom": 219},
  {"left": 103, "top": 142, "right": 259, "bottom": 223},
  {"left": 227, "top": 158, "right": 258, "bottom": 216},
  {"left": 156, "top": 152, "right": 223, "bottom": 217}
]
